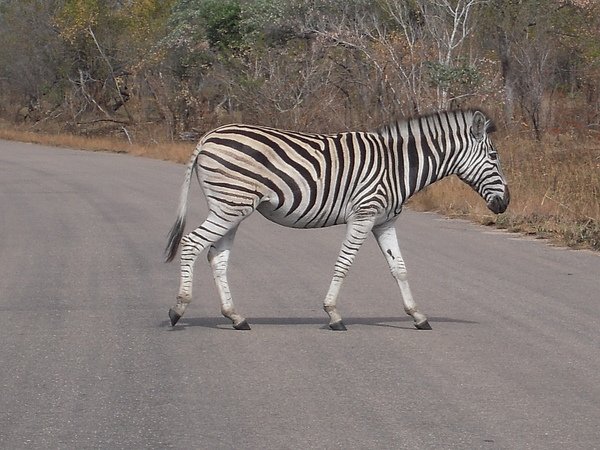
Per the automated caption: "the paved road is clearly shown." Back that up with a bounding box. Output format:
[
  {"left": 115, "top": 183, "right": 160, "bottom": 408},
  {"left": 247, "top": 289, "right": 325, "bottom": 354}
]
[{"left": 1, "top": 140, "right": 599, "bottom": 449}]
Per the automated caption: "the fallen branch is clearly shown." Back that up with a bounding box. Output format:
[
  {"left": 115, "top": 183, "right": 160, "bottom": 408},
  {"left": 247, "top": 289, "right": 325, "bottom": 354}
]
[{"left": 76, "top": 118, "right": 130, "bottom": 125}]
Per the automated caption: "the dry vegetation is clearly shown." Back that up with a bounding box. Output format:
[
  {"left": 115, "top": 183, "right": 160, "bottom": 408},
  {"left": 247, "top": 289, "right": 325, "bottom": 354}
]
[{"left": 0, "top": 122, "right": 192, "bottom": 163}]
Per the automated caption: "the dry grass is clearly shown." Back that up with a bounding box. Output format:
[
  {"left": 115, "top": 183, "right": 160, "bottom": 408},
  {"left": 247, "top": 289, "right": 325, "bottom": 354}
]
[
  {"left": 2, "top": 124, "right": 599, "bottom": 251},
  {"left": 0, "top": 126, "right": 192, "bottom": 164}
]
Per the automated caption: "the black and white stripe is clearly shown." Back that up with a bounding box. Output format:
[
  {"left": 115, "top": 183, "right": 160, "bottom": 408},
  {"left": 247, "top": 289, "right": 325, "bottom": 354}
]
[{"left": 165, "top": 109, "right": 510, "bottom": 331}]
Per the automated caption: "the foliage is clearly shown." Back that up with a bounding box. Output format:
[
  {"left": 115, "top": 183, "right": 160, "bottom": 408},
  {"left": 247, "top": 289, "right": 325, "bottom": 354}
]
[
  {"left": 425, "top": 60, "right": 482, "bottom": 96},
  {"left": 166, "top": 0, "right": 244, "bottom": 52},
  {"left": 0, "top": 0, "right": 598, "bottom": 137}
]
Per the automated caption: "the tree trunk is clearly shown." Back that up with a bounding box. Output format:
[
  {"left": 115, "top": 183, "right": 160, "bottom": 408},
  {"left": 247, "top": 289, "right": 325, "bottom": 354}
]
[{"left": 497, "top": 27, "right": 515, "bottom": 125}]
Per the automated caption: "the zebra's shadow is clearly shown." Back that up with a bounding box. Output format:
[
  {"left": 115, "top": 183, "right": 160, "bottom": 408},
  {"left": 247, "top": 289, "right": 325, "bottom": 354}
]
[{"left": 163, "top": 316, "right": 477, "bottom": 330}]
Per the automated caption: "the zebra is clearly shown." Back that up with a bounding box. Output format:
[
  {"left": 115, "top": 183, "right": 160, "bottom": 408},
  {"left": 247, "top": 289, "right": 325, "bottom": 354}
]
[{"left": 165, "top": 109, "right": 509, "bottom": 331}]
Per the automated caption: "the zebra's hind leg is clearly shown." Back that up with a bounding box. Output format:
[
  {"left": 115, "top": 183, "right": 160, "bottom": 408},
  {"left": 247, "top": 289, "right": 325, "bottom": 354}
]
[
  {"left": 372, "top": 223, "right": 431, "bottom": 330},
  {"left": 169, "top": 211, "right": 245, "bottom": 327},
  {"left": 324, "top": 213, "right": 377, "bottom": 331},
  {"left": 207, "top": 227, "right": 250, "bottom": 330}
]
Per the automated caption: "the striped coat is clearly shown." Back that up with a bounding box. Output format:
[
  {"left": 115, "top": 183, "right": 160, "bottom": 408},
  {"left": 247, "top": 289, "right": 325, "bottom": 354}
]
[{"left": 166, "top": 109, "right": 510, "bottom": 331}]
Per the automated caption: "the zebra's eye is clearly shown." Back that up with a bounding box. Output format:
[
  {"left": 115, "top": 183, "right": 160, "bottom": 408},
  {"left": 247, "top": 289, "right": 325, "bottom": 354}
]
[{"left": 489, "top": 151, "right": 498, "bottom": 161}]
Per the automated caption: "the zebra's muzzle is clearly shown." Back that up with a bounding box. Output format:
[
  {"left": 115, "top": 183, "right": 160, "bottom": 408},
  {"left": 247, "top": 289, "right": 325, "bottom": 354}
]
[{"left": 487, "top": 186, "right": 510, "bottom": 214}]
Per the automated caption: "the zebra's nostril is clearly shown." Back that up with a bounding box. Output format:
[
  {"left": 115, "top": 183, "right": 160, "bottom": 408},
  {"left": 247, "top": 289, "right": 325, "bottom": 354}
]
[{"left": 487, "top": 194, "right": 508, "bottom": 214}]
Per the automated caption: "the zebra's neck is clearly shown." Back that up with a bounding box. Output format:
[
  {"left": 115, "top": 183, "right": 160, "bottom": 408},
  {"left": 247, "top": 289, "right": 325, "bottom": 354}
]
[{"left": 377, "top": 110, "right": 470, "bottom": 203}]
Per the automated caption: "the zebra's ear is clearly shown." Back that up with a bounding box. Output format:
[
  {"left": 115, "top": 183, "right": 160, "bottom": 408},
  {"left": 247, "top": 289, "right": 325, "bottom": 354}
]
[{"left": 471, "top": 111, "right": 487, "bottom": 141}]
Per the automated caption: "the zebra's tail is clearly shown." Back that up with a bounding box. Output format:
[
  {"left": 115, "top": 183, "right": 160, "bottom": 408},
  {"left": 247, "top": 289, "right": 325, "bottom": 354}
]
[{"left": 164, "top": 145, "right": 202, "bottom": 263}]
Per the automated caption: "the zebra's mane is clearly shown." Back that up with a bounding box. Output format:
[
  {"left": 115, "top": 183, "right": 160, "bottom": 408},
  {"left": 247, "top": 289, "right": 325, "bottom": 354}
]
[{"left": 376, "top": 108, "right": 495, "bottom": 139}]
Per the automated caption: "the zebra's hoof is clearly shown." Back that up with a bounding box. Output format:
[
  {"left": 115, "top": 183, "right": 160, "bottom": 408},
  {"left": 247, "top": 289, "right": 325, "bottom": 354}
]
[
  {"left": 169, "top": 308, "right": 182, "bottom": 326},
  {"left": 414, "top": 319, "right": 432, "bottom": 330},
  {"left": 329, "top": 320, "right": 347, "bottom": 331},
  {"left": 233, "top": 319, "right": 251, "bottom": 330}
]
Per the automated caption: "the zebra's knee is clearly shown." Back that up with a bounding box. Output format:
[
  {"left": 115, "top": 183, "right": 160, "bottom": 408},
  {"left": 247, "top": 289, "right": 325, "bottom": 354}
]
[{"left": 390, "top": 266, "right": 408, "bottom": 281}]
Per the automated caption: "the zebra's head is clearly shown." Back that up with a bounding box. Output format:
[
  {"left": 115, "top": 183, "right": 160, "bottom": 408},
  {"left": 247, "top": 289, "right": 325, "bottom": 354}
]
[{"left": 455, "top": 111, "right": 510, "bottom": 214}]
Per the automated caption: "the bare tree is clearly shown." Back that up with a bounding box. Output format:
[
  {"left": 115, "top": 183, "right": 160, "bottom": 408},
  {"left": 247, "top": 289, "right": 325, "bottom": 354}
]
[
  {"left": 416, "top": 0, "right": 485, "bottom": 108},
  {"left": 490, "top": 0, "right": 559, "bottom": 138},
  {"left": 512, "top": 32, "right": 555, "bottom": 140}
]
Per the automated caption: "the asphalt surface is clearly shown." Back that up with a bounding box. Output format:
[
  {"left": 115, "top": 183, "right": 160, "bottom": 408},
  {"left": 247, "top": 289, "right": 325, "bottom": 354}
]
[{"left": 1, "top": 140, "right": 599, "bottom": 449}]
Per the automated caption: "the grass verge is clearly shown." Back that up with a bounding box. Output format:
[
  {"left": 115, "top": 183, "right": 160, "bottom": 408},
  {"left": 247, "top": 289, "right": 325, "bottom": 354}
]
[{"left": 0, "top": 127, "right": 192, "bottom": 163}]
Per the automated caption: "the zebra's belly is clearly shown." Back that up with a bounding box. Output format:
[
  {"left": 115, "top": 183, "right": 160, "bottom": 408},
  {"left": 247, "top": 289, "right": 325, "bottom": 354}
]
[
  {"left": 257, "top": 204, "right": 397, "bottom": 229},
  {"left": 256, "top": 198, "right": 346, "bottom": 229}
]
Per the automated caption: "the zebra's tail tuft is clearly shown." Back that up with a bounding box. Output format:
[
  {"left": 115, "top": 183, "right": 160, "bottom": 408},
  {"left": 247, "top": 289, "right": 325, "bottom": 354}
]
[
  {"left": 164, "top": 215, "right": 186, "bottom": 263},
  {"left": 164, "top": 145, "right": 201, "bottom": 263}
]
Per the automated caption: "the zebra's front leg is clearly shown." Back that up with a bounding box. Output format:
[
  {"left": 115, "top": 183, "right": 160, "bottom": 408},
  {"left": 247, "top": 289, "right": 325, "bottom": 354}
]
[
  {"left": 207, "top": 227, "right": 250, "bottom": 330},
  {"left": 372, "top": 223, "right": 431, "bottom": 330},
  {"left": 324, "top": 214, "right": 377, "bottom": 331}
]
